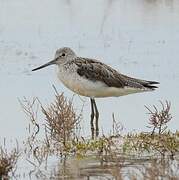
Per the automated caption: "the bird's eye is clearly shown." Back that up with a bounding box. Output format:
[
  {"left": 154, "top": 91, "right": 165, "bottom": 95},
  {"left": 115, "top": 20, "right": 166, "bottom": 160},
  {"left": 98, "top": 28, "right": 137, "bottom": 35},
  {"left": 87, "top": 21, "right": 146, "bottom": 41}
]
[{"left": 62, "top": 53, "right": 65, "bottom": 57}]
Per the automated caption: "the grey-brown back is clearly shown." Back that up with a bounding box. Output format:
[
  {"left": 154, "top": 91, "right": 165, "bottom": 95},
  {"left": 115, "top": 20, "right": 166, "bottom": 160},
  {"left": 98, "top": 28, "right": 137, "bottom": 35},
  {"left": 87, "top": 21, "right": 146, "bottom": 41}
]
[{"left": 69, "top": 57, "right": 159, "bottom": 90}]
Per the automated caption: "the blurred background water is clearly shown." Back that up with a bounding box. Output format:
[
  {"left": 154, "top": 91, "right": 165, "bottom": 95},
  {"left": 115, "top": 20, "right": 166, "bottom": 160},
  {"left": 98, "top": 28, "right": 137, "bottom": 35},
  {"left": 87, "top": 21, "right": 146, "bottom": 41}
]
[{"left": 0, "top": 0, "right": 179, "bottom": 141}]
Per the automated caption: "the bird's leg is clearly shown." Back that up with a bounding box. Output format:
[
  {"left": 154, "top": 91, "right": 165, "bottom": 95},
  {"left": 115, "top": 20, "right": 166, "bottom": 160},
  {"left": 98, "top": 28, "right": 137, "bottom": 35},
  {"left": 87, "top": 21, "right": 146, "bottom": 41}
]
[
  {"left": 93, "top": 99, "right": 99, "bottom": 137},
  {"left": 90, "top": 98, "right": 95, "bottom": 139}
]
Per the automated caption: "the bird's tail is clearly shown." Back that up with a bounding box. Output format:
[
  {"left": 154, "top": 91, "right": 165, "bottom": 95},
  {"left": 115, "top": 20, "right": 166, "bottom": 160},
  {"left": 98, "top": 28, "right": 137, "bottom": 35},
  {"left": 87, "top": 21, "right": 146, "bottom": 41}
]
[
  {"left": 141, "top": 80, "right": 159, "bottom": 90},
  {"left": 121, "top": 74, "right": 159, "bottom": 90}
]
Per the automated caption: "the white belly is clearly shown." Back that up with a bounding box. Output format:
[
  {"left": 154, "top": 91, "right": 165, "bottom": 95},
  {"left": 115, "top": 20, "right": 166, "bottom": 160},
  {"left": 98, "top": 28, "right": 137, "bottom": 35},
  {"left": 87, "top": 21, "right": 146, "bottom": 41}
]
[{"left": 57, "top": 68, "right": 149, "bottom": 98}]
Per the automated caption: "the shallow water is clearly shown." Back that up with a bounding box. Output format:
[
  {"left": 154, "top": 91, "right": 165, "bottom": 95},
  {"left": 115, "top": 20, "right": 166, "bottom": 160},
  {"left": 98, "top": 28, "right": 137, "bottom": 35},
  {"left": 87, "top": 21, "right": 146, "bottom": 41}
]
[{"left": 0, "top": 0, "right": 179, "bottom": 178}]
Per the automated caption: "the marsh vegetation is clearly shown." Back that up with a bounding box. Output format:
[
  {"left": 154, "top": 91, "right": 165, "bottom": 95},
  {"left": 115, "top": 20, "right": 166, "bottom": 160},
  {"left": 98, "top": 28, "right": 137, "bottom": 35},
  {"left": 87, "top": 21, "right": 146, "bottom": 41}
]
[
  {"left": 1, "top": 90, "right": 178, "bottom": 179},
  {"left": 1, "top": 0, "right": 179, "bottom": 179}
]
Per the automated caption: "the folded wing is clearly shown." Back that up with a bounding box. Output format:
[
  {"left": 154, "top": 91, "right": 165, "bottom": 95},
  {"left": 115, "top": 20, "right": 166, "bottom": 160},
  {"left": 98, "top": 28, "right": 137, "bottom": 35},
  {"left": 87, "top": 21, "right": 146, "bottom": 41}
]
[{"left": 74, "top": 57, "right": 159, "bottom": 90}]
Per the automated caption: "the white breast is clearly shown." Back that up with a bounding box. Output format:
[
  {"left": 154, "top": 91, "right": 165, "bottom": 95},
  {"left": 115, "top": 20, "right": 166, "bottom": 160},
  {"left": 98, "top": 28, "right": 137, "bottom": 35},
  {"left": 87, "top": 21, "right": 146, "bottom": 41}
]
[{"left": 57, "top": 65, "right": 103, "bottom": 97}]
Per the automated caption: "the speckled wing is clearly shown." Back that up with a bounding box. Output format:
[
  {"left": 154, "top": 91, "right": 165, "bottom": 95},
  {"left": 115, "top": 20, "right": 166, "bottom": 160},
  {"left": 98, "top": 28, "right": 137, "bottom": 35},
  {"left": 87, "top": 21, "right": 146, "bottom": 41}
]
[
  {"left": 73, "top": 57, "right": 125, "bottom": 88},
  {"left": 73, "top": 57, "right": 159, "bottom": 90}
]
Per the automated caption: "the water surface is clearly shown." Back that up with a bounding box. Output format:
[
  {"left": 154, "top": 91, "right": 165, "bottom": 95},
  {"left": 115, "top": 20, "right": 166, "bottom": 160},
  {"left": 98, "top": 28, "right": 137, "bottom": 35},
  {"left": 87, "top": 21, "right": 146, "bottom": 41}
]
[{"left": 0, "top": 0, "right": 179, "bottom": 178}]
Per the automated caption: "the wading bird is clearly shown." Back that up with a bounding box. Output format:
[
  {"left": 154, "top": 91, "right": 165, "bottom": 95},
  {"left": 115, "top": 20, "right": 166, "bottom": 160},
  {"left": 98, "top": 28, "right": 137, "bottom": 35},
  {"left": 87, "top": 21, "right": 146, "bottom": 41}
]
[{"left": 32, "top": 47, "right": 159, "bottom": 138}]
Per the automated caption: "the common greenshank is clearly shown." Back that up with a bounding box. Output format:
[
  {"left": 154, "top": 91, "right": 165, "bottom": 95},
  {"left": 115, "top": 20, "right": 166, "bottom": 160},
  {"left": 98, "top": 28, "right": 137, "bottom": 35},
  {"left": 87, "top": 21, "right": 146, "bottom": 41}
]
[{"left": 32, "top": 47, "right": 159, "bottom": 138}]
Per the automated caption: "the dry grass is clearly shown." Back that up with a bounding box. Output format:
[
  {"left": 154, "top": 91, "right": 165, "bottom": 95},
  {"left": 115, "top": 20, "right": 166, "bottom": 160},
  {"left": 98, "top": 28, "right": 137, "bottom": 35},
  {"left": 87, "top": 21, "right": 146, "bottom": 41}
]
[
  {"left": 18, "top": 92, "right": 179, "bottom": 179},
  {"left": 146, "top": 101, "right": 172, "bottom": 135},
  {"left": 41, "top": 90, "right": 81, "bottom": 146},
  {"left": 19, "top": 89, "right": 83, "bottom": 175},
  {"left": 0, "top": 145, "right": 19, "bottom": 179},
  {"left": 123, "top": 101, "right": 179, "bottom": 159}
]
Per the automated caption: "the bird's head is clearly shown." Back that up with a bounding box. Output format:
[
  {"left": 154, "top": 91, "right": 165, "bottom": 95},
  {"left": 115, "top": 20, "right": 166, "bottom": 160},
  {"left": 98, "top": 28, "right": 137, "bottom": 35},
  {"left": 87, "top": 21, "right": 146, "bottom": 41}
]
[{"left": 32, "top": 47, "right": 76, "bottom": 71}]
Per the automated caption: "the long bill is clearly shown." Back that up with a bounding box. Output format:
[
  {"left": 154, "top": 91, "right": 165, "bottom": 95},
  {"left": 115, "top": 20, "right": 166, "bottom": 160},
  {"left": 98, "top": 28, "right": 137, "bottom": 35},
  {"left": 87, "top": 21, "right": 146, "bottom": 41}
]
[{"left": 32, "top": 58, "right": 58, "bottom": 71}]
